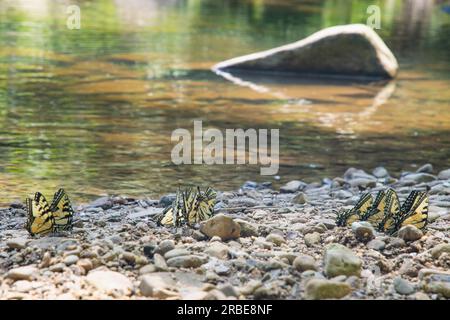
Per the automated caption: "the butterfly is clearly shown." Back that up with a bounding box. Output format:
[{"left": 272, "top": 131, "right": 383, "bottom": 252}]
[
  {"left": 185, "top": 187, "right": 216, "bottom": 226},
  {"left": 376, "top": 188, "right": 401, "bottom": 233},
  {"left": 25, "top": 192, "right": 54, "bottom": 236},
  {"left": 158, "top": 189, "right": 185, "bottom": 227},
  {"left": 336, "top": 192, "right": 373, "bottom": 227},
  {"left": 361, "top": 190, "right": 387, "bottom": 226},
  {"left": 49, "top": 188, "right": 74, "bottom": 232},
  {"left": 391, "top": 190, "right": 429, "bottom": 233},
  {"left": 158, "top": 186, "right": 217, "bottom": 227}
]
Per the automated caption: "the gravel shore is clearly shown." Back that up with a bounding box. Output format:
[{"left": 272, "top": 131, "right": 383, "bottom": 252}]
[{"left": 1, "top": 165, "right": 449, "bottom": 300}]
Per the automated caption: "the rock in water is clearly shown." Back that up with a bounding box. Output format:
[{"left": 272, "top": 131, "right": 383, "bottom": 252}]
[
  {"left": 200, "top": 214, "right": 241, "bottom": 241},
  {"left": 213, "top": 24, "right": 398, "bottom": 79},
  {"left": 324, "top": 244, "right": 362, "bottom": 277}
]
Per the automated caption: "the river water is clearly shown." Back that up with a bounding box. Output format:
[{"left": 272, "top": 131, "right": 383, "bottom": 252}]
[{"left": 0, "top": 0, "right": 449, "bottom": 204}]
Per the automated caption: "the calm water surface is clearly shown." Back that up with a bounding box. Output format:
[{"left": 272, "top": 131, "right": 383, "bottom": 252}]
[{"left": 0, "top": 0, "right": 449, "bottom": 204}]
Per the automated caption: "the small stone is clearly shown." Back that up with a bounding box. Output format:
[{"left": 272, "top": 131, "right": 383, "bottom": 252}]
[
  {"left": 349, "top": 178, "right": 376, "bottom": 189},
  {"left": 366, "top": 239, "right": 386, "bottom": 251},
  {"left": 234, "top": 219, "right": 258, "bottom": 237},
  {"left": 6, "top": 238, "right": 29, "bottom": 250},
  {"left": 397, "top": 225, "right": 423, "bottom": 242},
  {"left": 388, "top": 238, "right": 406, "bottom": 248},
  {"left": 200, "top": 214, "right": 241, "bottom": 241},
  {"left": 372, "top": 167, "right": 389, "bottom": 178},
  {"left": 393, "top": 277, "right": 415, "bottom": 295},
  {"left": 139, "top": 274, "right": 178, "bottom": 298},
  {"left": 437, "top": 168, "right": 450, "bottom": 180},
  {"left": 155, "top": 240, "right": 175, "bottom": 255},
  {"left": 292, "top": 192, "right": 308, "bottom": 204},
  {"left": 64, "top": 255, "right": 79, "bottom": 266},
  {"left": 77, "top": 259, "right": 93, "bottom": 272},
  {"left": 49, "top": 263, "right": 66, "bottom": 273},
  {"left": 86, "top": 270, "right": 133, "bottom": 296},
  {"left": 139, "top": 264, "right": 156, "bottom": 275},
  {"left": 280, "top": 180, "right": 307, "bottom": 193},
  {"left": 417, "top": 163, "right": 433, "bottom": 174},
  {"left": 305, "top": 279, "right": 352, "bottom": 300},
  {"left": 122, "top": 252, "right": 136, "bottom": 264},
  {"left": 304, "top": 232, "right": 321, "bottom": 247},
  {"left": 430, "top": 243, "right": 450, "bottom": 259},
  {"left": 166, "top": 255, "right": 207, "bottom": 268},
  {"left": 351, "top": 221, "right": 375, "bottom": 242},
  {"left": 164, "top": 249, "right": 190, "bottom": 260},
  {"left": 293, "top": 255, "right": 318, "bottom": 272},
  {"left": 6, "top": 266, "right": 38, "bottom": 281},
  {"left": 265, "top": 233, "right": 285, "bottom": 246},
  {"left": 154, "top": 253, "right": 168, "bottom": 271},
  {"left": 204, "top": 242, "right": 229, "bottom": 260},
  {"left": 402, "top": 173, "right": 436, "bottom": 183},
  {"left": 324, "top": 243, "right": 362, "bottom": 278},
  {"left": 218, "top": 284, "right": 239, "bottom": 297}
]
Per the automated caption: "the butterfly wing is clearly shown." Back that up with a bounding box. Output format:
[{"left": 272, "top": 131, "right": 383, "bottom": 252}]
[
  {"left": 25, "top": 192, "right": 54, "bottom": 236},
  {"left": 335, "top": 193, "right": 373, "bottom": 227},
  {"left": 159, "top": 189, "right": 185, "bottom": 227},
  {"left": 399, "top": 191, "right": 428, "bottom": 230},
  {"left": 362, "top": 190, "right": 387, "bottom": 226},
  {"left": 50, "top": 188, "right": 74, "bottom": 232},
  {"left": 378, "top": 189, "right": 401, "bottom": 233}
]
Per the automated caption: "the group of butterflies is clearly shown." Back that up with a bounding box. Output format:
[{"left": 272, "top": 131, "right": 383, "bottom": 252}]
[
  {"left": 157, "top": 186, "right": 217, "bottom": 227},
  {"left": 335, "top": 188, "right": 429, "bottom": 235},
  {"left": 25, "top": 188, "right": 74, "bottom": 236}
]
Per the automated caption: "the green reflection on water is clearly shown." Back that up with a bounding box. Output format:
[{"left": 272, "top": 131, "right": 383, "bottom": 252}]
[{"left": 0, "top": 0, "right": 449, "bottom": 205}]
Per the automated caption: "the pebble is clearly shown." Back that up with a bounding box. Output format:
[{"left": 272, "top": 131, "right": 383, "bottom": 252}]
[
  {"left": 155, "top": 240, "right": 175, "bottom": 255},
  {"left": 139, "top": 264, "right": 156, "bottom": 275},
  {"left": 397, "top": 225, "right": 423, "bottom": 242},
  {"left": 166, "top": 255, "right": 207, "bottom": 268},
  {"left": 6, "top": 266, "right": 38, "bottom": 281},
  {"left": 139, "top": 274, "right": 178, "bottom": 298},
  {"left": 393, "top": 277, "right": 415, "bottom": 295},
  {"left": 234, "top": 219, "right": 258, "bottom": 237},
  {"left": 367, "top": 239, "right": 386, "bottom": 251},
  {"left": 304, "top": 232, "right": 321, "bottom": 247},
  {"left": 305, "top": 279, "right": 352, "bottom": 300},
  {"left": 372, "top": 167, "right": 389, "bottom": 178},
  {"left": 430, "top": 243, "right": 450, "bottom": 259},
  {"left": 292, "top": 192, "right": 308, "bottom": 204},
  {"left": 417, "top": 163, "right": 433, "bottom": 174},
  {"left": 64, "top": 255, "right": 79, "bottom": 266},
  {"left": 204, "top": 242, "right": 229, "bottom": 260},
  {"left": 49, "top": 263, "right": 66, "bottom": 272},
  {"left": 164, "top": 248, "right": 190, "bottom": 260},
  {"left": 86, "top": 270, "right": 133, "bottom": 296},
  {"left": 324, "top": 244, "right": 362, "bottom": 277},
  {"left": 265, "top": 233, "right": 285, "bottom": 246},
  {"left": 154, "top": 253, "right": 168, "bottom": 271},
  {"left": 280, "top": 180, "right": 306, "bottom": 193},
  {"left": 351, "top": 221, "right": 375, "bottom": 242},
  {"left": 437, "top": 169, "right": 450, "bottom": 180},
  {"left": 293, "top": 255, "right": 318, "bottom": 272},
  {"left": 6, "top": 238, "right": 29, "bottom": 250},
  {"left": 200, "top": 214, "right": 241, "bottom": 241}
]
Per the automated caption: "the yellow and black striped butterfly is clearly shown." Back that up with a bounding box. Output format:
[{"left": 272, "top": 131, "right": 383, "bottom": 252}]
[
  {"left": 361, "top": 190, "right": 387, "bottom": 226},
  {"left": 392, "top": 190, "right": 429, "bottom": 233},
  {"left": 158, "top": 189, "right": 185, "bottom": 227},
  {"left": 336, "top": 192, "right": 373, "bottom": 227},
  {"left": 50, "top": 188, "right": 74, "bottom": 232},
  {"left": 25, "top": 192, "right": 54, "bottom": 236},
  {"left": 377, "top": 188, "right": 401, "bottom": 233},
  {"left": 185, "top": 187, "right": 216, "bottom": 226}
]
